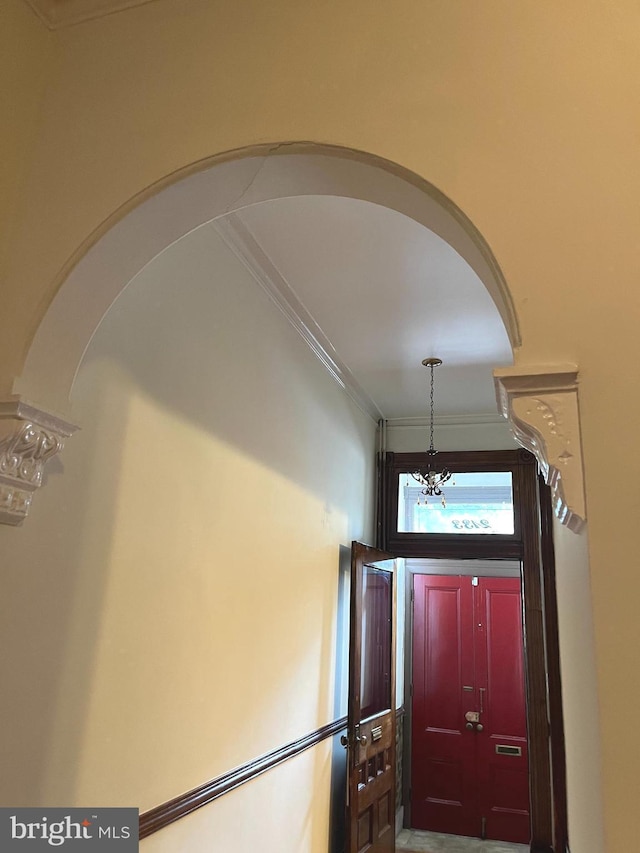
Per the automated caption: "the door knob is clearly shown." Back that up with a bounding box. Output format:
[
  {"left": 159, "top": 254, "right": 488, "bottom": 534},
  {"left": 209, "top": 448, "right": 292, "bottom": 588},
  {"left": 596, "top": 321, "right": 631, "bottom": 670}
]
[
  {"left": 476, "top": 724, "right": 484, "bottom": 732},
  {"left": 465, "top": 722, "right": 474, "bottom": 730},
  {"left": 340, "top": 734, "right": 349, "bottom": 748},
  {"left": 356, "top": 733, "right": 368, "bottom": 746}
]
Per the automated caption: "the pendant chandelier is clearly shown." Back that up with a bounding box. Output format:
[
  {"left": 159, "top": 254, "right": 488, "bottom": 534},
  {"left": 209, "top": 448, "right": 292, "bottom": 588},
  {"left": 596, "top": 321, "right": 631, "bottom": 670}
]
[{"left": 411, "top": 357, "right": 452, "bottom": 508}]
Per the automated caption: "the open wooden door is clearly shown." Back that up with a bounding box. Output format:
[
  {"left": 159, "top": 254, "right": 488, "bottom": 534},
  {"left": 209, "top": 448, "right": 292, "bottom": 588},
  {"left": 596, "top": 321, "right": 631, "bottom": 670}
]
[{"left": 344, "top": 542, "right": 397, "bottom": 853}]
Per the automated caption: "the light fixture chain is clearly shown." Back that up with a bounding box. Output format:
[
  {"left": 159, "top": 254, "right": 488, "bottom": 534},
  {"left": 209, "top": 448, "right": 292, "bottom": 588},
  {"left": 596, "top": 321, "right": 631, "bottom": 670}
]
[
  {"left": 429, "top": 363, "right": 435, "bottom": 453},
  {"left": 411, "top": 356, "right": 452, "bottom": 505}
]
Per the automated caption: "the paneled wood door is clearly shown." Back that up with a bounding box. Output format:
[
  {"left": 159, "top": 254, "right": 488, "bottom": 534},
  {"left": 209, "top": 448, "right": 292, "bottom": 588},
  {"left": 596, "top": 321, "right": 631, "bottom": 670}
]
[
  {"left": 345, "top": 542, "right": 397, "bottom": 853},
  {"left": 411, "top": 574, "right": 529, "bottom": 844}
]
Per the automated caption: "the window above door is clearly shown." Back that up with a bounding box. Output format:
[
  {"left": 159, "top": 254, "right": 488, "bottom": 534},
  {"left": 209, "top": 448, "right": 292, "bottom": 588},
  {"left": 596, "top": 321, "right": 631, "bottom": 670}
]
[
  {"left": 398, "top": 470, "right": 515, "bottom": 535},
  {"left": 381, "top": 449, "right": 535, "bottom": 559}
]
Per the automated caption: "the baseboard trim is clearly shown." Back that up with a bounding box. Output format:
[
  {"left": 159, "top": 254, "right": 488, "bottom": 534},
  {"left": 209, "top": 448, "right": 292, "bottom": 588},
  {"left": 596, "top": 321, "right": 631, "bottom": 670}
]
[{"left": 139, "top": 716, "right": 347, "bottom": 839}]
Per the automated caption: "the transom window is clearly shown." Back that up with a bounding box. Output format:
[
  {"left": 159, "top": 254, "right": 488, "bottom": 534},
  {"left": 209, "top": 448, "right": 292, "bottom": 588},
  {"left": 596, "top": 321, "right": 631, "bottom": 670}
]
[
  {"left": 397, "top": 471, "right": 514, "bottom": 535},
  {"left": 381, "top": 450, "right": 532, "bottom": 559}
]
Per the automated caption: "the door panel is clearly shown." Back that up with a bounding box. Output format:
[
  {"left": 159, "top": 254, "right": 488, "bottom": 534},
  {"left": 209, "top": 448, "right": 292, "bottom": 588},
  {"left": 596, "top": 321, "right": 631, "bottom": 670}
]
[
  {"left": 411, "top": 574, "right": 529, "bottom": 844},
  {"left": 411, "top": 576, "right": 477, "bottom": 837},
  {"left": 361, "top": 567, "right": 393, "bottom": 721},
  {"left": 346, "top": 543, "right": 397, "bottom": 853},
  {"left": 476, "top": 578, "right": 529, "bottom": 843}
]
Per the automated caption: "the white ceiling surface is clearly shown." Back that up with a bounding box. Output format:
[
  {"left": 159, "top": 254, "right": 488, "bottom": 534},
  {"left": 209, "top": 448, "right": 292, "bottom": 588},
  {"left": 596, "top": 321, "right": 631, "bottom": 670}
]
[{"left": 232, "top": 196, "right": 513, "bottom": 421}]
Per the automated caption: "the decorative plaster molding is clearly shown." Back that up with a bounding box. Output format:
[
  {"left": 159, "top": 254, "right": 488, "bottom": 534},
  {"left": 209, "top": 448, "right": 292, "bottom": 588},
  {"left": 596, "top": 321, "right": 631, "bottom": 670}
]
[
  {"left": 0, "top": 399, "right": 78, "bottom": 526},
  {"left": 25, "top": 0, "right": 159, "bottom": 29},
  {"left": 493, "top": 365, "right": 586, "bottom": 533}
]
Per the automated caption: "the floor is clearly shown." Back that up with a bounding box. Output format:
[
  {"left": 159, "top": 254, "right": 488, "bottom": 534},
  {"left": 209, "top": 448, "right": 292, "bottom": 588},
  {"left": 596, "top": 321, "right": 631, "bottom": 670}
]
[{"left": 396, "top": 828, "right": 529, "bottom": 853}]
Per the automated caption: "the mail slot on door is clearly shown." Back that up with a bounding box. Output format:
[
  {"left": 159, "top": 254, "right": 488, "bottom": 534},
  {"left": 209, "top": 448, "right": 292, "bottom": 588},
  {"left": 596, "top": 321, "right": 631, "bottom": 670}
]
[
  {"left": 495, "top": 744, "right": 522, "bottom": 756},
  {"left": 371, "top": 725, "right": 383, "bottom": 742}
]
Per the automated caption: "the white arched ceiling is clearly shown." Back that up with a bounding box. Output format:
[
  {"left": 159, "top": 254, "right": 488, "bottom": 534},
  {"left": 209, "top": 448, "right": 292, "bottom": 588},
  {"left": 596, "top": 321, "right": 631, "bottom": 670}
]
[{"left": 13, "top": 145, "right": 519, "bottom": 417}]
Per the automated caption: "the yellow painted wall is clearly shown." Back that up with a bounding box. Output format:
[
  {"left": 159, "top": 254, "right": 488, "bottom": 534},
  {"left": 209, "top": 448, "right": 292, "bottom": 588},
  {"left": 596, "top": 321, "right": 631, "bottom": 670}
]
[
  {"left": 0, "top": 224, "right": 373, "bottom": 849},
  {"left": 3, "top": 1, "right": 640, "bottom": 849},
  {"left": 0, "top": 0, "right": 51, "bottom": 306}
]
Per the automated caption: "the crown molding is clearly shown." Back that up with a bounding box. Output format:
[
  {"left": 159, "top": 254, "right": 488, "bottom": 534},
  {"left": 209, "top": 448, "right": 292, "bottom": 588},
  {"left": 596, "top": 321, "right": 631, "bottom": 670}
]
[
  {"left": 494, "top": 365, "right": 586, "bottom": 533},
  {"left": 385, "top": 413, "right": 506, "bottom": 428},
  {"left": 24, "top": 0, "right": 159, "bottom": 29},
  {"left": 0, "top": 397, "right": 78, "bottom": 525},
  {"left": 213, "top": 215, "right": 383, "bottom": 422}
]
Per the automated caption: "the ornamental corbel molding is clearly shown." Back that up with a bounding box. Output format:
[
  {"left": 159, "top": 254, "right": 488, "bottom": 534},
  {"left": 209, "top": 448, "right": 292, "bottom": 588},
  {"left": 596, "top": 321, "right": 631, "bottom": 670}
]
[
  {"left": 493, "top": 365, "right": 586, "bottom": 533},
  {"left": 0, "top": 398, "right": 78, "bottom": 526}
]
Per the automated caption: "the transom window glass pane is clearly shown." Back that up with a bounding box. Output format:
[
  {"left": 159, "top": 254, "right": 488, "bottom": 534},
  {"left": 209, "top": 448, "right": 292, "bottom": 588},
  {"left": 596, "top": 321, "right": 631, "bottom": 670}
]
[{"left": 397, "top": 471, "right": 515, "bottom": 535}]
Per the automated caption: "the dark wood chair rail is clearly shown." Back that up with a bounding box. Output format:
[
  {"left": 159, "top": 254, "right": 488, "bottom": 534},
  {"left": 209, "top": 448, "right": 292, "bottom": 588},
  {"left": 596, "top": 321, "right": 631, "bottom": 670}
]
[{"left": 139, "top": 716, "right": 347, "bottom": 839}]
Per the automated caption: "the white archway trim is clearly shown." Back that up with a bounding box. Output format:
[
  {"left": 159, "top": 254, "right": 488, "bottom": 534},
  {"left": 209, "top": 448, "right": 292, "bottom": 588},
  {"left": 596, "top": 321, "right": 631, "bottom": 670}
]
[
  {"left": 494, "top": 365, "right": 586, "bottom": 533},
  {"left": 13, "top": 145, "right": 520, "bottom": 417},
  {"left": 0, "top": 398, "right": 78, "bottom": 525}
]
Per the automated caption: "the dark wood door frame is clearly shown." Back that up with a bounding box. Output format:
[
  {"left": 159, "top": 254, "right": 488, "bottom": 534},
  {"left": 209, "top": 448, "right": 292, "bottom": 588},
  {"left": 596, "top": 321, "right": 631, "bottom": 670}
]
[{"left": 378, "top": 449, "right": 567, "bottom": 853}]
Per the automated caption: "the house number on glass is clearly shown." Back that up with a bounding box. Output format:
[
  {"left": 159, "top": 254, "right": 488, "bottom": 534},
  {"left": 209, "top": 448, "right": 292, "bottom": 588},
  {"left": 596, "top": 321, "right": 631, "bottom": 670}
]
[{"left": 451, "top": 518, "right": 492, "bottom": 530}]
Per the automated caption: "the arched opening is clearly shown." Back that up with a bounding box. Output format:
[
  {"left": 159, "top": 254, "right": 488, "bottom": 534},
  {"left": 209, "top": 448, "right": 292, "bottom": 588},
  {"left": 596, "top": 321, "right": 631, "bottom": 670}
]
[
  {"left": 3, "top": 144, "right": 564, "bottom": 851},
  {"left": 14, "top": 144, "right": 519, "bottom": 415}
]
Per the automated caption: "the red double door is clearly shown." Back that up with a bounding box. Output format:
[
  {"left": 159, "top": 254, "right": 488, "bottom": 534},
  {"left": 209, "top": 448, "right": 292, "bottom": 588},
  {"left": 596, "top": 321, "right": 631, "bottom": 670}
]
[{"left": 411, "top": 574, "right": 529, "bottom": 844}]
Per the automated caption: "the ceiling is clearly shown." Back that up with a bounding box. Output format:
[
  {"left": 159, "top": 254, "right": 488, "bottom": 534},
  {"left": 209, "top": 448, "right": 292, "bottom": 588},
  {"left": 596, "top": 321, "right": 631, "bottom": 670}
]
[{"left": 218, "top": 195, "right": 513, "bottom": 422}]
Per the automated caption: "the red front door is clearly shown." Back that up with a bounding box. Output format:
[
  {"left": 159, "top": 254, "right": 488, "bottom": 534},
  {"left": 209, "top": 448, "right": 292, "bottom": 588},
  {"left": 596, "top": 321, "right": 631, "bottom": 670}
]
[{"left": 411, "top": 574, "right": 529, "bottom": 844}]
